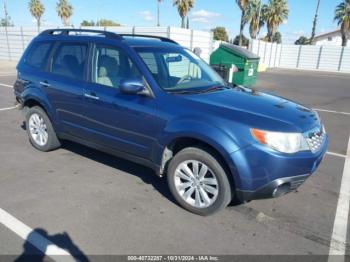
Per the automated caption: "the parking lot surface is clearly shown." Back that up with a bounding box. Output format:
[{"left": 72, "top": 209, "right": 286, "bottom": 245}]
[{"left": 0, "top": 67, "right": 349, "bottom": 258}]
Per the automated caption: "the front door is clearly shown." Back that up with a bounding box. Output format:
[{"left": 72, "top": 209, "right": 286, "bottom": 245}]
[{"left": 82, "top": 44, "right": 159, "bottom": 160}]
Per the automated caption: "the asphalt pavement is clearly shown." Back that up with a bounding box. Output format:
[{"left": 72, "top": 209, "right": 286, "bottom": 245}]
[{"left": 0, "top": 67, "right": 349, "bottom": 259}]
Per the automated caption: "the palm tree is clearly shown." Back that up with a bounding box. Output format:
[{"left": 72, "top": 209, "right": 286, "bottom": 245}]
[
  {"left": 263, "top": 0, "right": 289, "bottom": 42},
  {"left": 157, "top": 0, "right": 162, "bottom": 26},
  {"left": 28, "top": 0, "right": 45, "bottom": 32},
  {"left": 310, "top": 0, "right": 321, "bottom": 44},
  {"left": 173, "top": 0, "right": 195, "bottom": 28},
  {"left": 244, "top": 0, "right": 264, "bottom": 39},
  {"left": 236, "top": 0, "right": 250, "bottom": 46},
  {"left": 295, "top": 36, "right": 309, "bottom": 45},
  {"left": 56, "top": 0, "right": 73, "bottom": 26},
  {"left": 334, "top": 0, "right": 350, "bottom": 47}
]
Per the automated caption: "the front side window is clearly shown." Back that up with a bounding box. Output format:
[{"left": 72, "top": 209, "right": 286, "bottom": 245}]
[
  {"left": 25, "top": 41, "right": 53, "bottom": 70},
  {"left": 51, "top": 43, "right": 88, "bottom": 80},
  {"left": 136, "top": 47, "right": 225, "bottom": 92},
  {"left": 92, "top": 45, "right": 141, "bottom": 88}
]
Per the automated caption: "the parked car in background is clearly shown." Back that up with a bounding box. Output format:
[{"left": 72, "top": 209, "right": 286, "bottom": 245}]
[{"left": 14, "top": 29, "right": 328, "bottom": 215}]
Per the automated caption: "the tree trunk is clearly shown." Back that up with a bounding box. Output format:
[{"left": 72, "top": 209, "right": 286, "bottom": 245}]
[
  {"left": 181, "top": 16, "right": 185, "bottom": 28},
  {"left": 342, "top": 32, "right": 348, "bottom": 47},
  {"left": 250, "top": 23, "right": 257, "bottom": 39},
  {"left": 239, "top": 11, "right": 245, "bottom": 46},
  {"left": 268, "top": 33, "right": 273, "bottom": 42},
  {"left": 63, "top": 17, "right": 69, "bottom": 27},
  {"left": 310, "top": 0, "right": 321, "bottom": 44},
  {"left": 37, "top": 19, "right": 41, "bottom": 33},
  {"left": 267, "top": 25, "right": 275, "bottom": 42}
]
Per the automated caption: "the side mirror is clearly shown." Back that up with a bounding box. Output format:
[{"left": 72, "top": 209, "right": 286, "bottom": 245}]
[{"left": 120, "top": 78, "right": 150, "bottom": 96}]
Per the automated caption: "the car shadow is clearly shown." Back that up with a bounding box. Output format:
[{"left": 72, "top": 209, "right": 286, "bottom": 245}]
[
  {"left": 15, "top": 228, "right": 89, "bottom": 262},
  {"left": 61, "top": 140, "right": 176, "bottom": 205},
  {"left": 20, "top": 121, "right": 26, "bottom": 131},
  {"left": 20, "top": 120, "right": 179, "bottom": 206},
  {"left": 20, "top": 121, "right": 237, "bottom": 208}
]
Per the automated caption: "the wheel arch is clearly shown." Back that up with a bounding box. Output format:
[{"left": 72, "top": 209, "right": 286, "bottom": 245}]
[
  {"left": 21, "top": 90, "right": 59, "bottom": 129},
  {"left": 24, "top": 98, "right": 47, "bottom": 112},
  {"left": 159, "top": 136, "right": 239, "bottom": 193}
]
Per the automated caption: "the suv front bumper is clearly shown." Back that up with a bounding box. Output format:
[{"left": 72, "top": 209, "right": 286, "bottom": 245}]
[
  {"left": 236, "top": 174, "right": 310, "bottom": 201},
  {"left": 230, "top": 135, "right": 328, "bottom": 202}
]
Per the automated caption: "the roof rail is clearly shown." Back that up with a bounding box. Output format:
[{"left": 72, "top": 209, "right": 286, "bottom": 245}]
[
  {"left": 39, "top": 29, "right": 123, "bottom": 40},
  {"left": 39, "top": 29, "right": 179, "bottom": 45},
  {"left": 119, "top": 34, "right": 179, "bottom": 45}
]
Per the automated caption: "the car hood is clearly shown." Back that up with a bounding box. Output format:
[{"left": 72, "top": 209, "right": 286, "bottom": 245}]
[{"left": 183, "top": 88, "right": 320, "bottom": 133}]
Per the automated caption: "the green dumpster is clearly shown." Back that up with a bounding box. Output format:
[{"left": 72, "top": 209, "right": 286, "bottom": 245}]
[{"left": 210, "top": 43, "right": 260, "bottom": 87}]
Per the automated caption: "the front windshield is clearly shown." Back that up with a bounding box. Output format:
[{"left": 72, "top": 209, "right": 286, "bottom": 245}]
[{"left": 135, "top": 47, "right": 226, "bottom": 92}]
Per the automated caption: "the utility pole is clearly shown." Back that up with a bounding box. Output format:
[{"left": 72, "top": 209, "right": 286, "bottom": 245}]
[
  {"left": 310, "top": 0, "right": 321, "bottom": 44},
  {"left": 157, "top": 0, "right": 160, "bottom": 26},
  {"left": 3, "top": 0, "right": 11, "bottom": 60}
]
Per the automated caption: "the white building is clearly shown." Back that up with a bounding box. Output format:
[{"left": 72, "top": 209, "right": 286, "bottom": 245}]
[{"left": 313, "top": 29, "right": 349, "bottom": 47}]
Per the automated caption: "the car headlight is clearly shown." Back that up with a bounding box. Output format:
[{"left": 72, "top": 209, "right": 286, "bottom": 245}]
[{"left": 251, "top": 128, "right": 310, "bottom": 154}]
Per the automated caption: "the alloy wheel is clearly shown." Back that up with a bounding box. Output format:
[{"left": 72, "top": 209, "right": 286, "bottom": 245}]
[
  {"left": 28, "top": 113, "right": 48, "bottom": 147},
  {"left": 174, "top": 160, "right": 219, "bottom": 208}
]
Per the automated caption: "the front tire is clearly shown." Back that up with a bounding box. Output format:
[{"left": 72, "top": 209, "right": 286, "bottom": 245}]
[
  {"left": 167, "top": 147, "right": 232, "bottom": 216},
  {"left": 25, "top": 106, "right": 61, "bottom": 152}
]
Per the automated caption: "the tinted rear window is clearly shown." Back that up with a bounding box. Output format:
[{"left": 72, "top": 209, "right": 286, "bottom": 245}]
[
  {"left": 51, "top": 42, "right": 88, "bottom": 80},
  {"left": 25, "top": 41, "right": 53, "bottom": 70}
]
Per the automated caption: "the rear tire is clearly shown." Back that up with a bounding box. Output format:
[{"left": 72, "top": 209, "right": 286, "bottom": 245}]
[
  {"left": 167, "top": 147, "right": 232, "bottom": 216},
  {"left": 25, "top": 106, "right": 61, "bottom": 152}
]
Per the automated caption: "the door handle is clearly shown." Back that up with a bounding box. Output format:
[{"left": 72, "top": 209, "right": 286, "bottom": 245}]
[
  {"left": 39, "top": 81, "right": 51, "bottom": 87},
  {"left": 84, "top": 93, "right": 100, "bottom": 100}
]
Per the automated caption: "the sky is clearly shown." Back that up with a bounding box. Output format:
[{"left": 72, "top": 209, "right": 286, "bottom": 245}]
[{"left": 2, "top": 0, "right": 341, "bottom": 44}]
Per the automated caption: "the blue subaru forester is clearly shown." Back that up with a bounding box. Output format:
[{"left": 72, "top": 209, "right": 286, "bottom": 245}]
[{"left": 14, "top": 29, "right": 328, "bottom": 215}]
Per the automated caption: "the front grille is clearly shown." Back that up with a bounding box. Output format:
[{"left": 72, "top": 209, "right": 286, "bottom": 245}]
[{"left": 305, "top": 126, "right": 326, "bottom": 153}]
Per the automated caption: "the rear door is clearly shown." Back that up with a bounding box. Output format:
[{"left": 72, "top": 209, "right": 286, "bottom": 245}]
[
  {"left": 45, "top": 41, "right": 90, "bottom": 137},
  {"left": 15, "top": 40, "right": 54, "bottom": 105}
]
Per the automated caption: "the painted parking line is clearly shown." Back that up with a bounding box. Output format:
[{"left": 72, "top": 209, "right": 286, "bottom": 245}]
[
  {"left": 0, "top": 83, "right": 12, "bottom": 88},
  {"left": 328, "top": 135, "right": 350, "bottom": 260},
  {"left": 0, "top": 73, "right": 16, "bottom": 77},
  {"left": 327, "top": 151, "right": 346, "bottom": 159},
  {"left": 0, "top": 105, "right": 18, "bottom": 111},
  {"left": 314, "top": 108, "right": 350, "bottom": 116},
  {"left": 0, "top": 208, "right": 74, "bottom": 260}
]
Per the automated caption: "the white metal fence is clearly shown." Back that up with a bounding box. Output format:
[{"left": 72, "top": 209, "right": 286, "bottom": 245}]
[
  {"left": 250, "top": 39, "right": 350, "bottom": 73},
  {"left": 0, "top": 26, "right": 213, "bottom": 63}
]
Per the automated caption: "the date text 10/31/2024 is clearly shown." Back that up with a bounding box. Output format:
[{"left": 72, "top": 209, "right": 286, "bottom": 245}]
[{"left": 127, "top": 255, "right": 219, "bottom": 261}]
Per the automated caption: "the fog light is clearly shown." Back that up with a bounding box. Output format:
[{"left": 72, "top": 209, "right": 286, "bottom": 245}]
[{"left": 272, "top": 183, "right": 291, "bottom": 198}]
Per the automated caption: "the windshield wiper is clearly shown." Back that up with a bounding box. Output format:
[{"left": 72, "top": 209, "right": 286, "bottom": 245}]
[
  {"left": 167, "top": 89, "right": 202, "bottom": 95},
  {"left": 200, "top": 85, "right": 229, "bottom": 94},
  {"left": 167, "top": 85, "right": 229, "bottom": 95}
]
